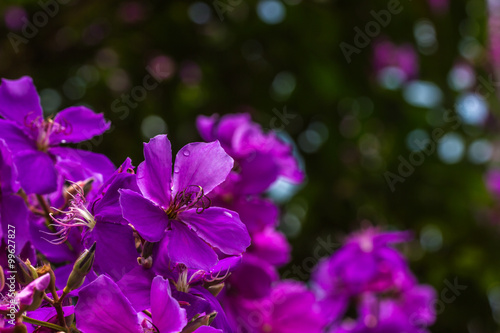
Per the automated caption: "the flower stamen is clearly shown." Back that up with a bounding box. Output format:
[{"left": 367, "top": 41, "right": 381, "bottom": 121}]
[{"left": 44, "top": 182, "right": 96, "bottom": 244}]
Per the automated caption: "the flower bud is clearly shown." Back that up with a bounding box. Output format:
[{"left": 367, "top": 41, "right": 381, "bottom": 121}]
[
  {"left": 63, "top": 242, "right": 96, "bottom": 293},
  {"left": 180, "top": 312, "right": 217, "bottom": 333},
  {"left": 138, "top": 241, "right": 154, "bottom": 268},
  {"left": 207, "top": 282, "right": 225, "bottom": 297},
  {"left": 63, "top": 178, "right": 94, "bottom": 203},
  {"left": 13, "top": 323, "right": 28, "bottom": 333},
  {"left": 14, "top": 257, "right": 38, "bottom": 286}
]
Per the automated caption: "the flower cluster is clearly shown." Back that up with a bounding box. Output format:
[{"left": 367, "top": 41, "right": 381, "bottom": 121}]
[
  {"left": 0, "top": 77, "right": 436, "bottom": 333},
  {"left": 313, "top": 228, "right": 436, "bottom": 333}
]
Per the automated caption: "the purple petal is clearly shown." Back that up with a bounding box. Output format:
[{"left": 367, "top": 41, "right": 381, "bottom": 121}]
[
  {"left": 137, "top": 134, "right": 172, "bottom": 206},
  {"left": 166, "top": 220, "right": 218, "bottom": 271},
  {"left": 0, "top": 139, "right": 19, "bottom": 193},
  {"left": 172, "top": 141, "right": 233, "bottom": 196},
  {"left": 374, "top": 230, "right": 413, "bottom": 247},
  {"left": 14, "top": 150, "right": 57, "bottom": 194},
  {"left": 191, "top": 286, "right": 234, "bottom": 333},
  {"left": 210, "top": 256, "right": 242, "bottom": 276},
  {"left": 0, "top": 76, "right": 43, "bottom": 125},
  {"left": 250, "top": 228, "right": 291, "bottom": 267},
  {"left": 75, "top": 275, "right": 142, "bottom": 333},
  {"left": 230, "top": 196, "right": 278, "bottom": 233},
  {"left": 49, "top": 106, "right": 110, "bottom": 145},
  {"left": 267, "top": 281, "right": 325, "bottom": 333},
  {"left": 171, "top": 290, "right": 211, "bottom": 322},
  {"left": 196, "top": 114, "right": 218, "bottom": 142},
  {"left": 237, "top": 151, "right": 280, "bottom": 194},
  {"left": 274, "top": 149, "right": 305, "bottom": 184},
  {"left": 151, "top": 276, "right": 187, "bottom": 333},
  {"left": 194, "top": 327, "right": 223, "bottom": 333},
  {"left": 0, "top": 120, "right": 36, "bottom": 152},
  {"left": 16, "top": 274, "right": 50, "bottom": 306},
  {"left": 55, "top": 150, "right": 119, "bottom": 209},
  {"left": 179, "top": 207, "right": 250, "bottom": 255},
  {"left": 25, "top": 306, "right": 74, "bottom": 332},
  {"left": 120, "top": 189, "right": 169, "bottom": 242},
  {"left": 27, "top": 305, "right": 74, "bottom": 323},
  {"left": 93, "top": 172, "right": 139, "bottom": 224},
  {"left": 89, "top": 222, "right": 138, "bottom": 281},
  {"left": 213, "top": 113, "right": 252, "bottom": 152},
  {"left": 228, "top": 254, "right": 278, "bottom": 299},
  {"left": 117, "top": 266, "right": 155, "bottom": 312},
  {"left": 51, "top": 147, "right": 115, "bottom": 185},
  {"left": 1, "top": 193, "right": 29, "bottom": 249}
]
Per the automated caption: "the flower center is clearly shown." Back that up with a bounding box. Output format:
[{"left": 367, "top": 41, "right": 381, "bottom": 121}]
[
  {"left": 165, "top": 185, "right": 211, "bottom": 219},
  {"left": 25, "top": 116, "right": 72, "bottom": 152},
  {"left": 171, "top": 264, "right": 207, "bottom": 293}
]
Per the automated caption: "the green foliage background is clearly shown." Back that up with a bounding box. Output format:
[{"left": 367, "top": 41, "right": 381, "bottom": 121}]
[{"left": 0, "top": 0, "right": 498, "bottom": 331}]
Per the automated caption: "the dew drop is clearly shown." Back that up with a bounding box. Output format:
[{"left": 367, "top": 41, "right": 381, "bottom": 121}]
[
  {"left": 174, "top": 167, "right": 180, "bottom": 174},
  {"left": 223, "top": 211, "right": 233, "bottom": 218},
  {"left": 183, "top": 150, "right": 190, "bottom": 157}
]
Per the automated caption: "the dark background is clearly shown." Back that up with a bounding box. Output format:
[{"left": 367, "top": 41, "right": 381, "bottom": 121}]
[{"left": 0, "top": 0, "right": 498, "bottom": 331}]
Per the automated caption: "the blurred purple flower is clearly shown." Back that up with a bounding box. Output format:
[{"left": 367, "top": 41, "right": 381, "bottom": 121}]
[
  {"left": 197, "top": 113, "right": 304, "bottom": 195},
  {"left": 224, "top": 280, "right": 325, "bottom": 333},
  {"left": 486, "top": 169, "right": 500, "bottom": 197},
  {"left": 312, "top": 228, "right": 416, "bottom": 321},
  {"left": 4, "top": 6, "right": 26, "bottom": 31},
  {"left": 428, "top": 0, "right": 449, "bottom": 14},
  {"left": 330, "top": 285, "right": 436, "bottom": 333},
  {"left": 373, "top": 40, "right": 419, "bottom": 86}
]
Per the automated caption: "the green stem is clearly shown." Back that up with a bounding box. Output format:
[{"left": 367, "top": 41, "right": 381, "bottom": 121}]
[{"left": 22, "top": 315, "right": 67, "bottom": 332}]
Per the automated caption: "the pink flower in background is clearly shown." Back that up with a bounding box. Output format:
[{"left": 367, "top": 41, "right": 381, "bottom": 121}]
[
  {"left": 373, "top": 39, "right": 419, "bottom": 88},
  {"left": 4, "top": 6, "right": 26, "bottom": 31},
  {"left": 428, "top": 0, "right": 449, "bottom": 14},
  {"left": 489, "top": 0, "right": 500, "bottom": 92}
]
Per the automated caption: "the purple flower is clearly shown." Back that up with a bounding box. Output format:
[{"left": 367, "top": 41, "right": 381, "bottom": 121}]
[
  {"left": 312, "top": 228, "right": 416, "bottom": 321},
  {"left": 330, "top": 285, "right": 436, "bottom": 333},
  {"left": 75, "top": 274, "right": 221, "bottom": 333},
  {"left": 249, "top": 228, "right": 291, "bottom": 267},
  {"left": 119, "top": 134, "right": 251, "bottom": 271},
  {"left": 486, "top": 169, "right": 500, "bottom": 197},
  {"left": 197, "top": 113, "right": 304, "bottom": 194},
  {"left": 224, "top": 281, "right": 325, "bottom": 333},
  {"left": 0, "top": 76, "right": 113, "bottom": 194},
  {"left": 373, "top": 40, "right": 418, "bottom": 86},
  {"left": 428, "top": 0, "right": 449, "bottom": 13},
  {"left": 489, "top": 0, "right": 500, "bottom": 81}
]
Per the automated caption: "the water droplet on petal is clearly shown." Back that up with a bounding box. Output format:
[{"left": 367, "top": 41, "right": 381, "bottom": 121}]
[
  {"left": 183, "top": 149, "right": 190, "bottom": 157},
  {"left": 174, "top": 167, "right": 180, "bottom": 173},
  {"left": 223, "top": 211, "right": 233, "bottom": 218}
]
